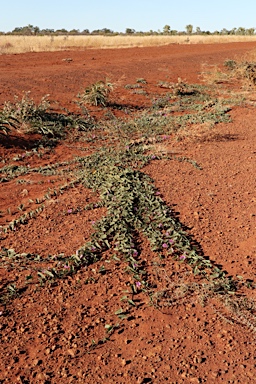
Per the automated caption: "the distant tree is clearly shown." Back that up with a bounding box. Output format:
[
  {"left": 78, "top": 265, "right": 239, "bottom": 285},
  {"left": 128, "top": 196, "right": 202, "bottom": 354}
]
[
  {"left": 69, "top": 29, "right": 80, "bottom": 35},
  {"left": 220, "top": 28, "right": 229, "bottom": 35},
  {"left": 246, "top": 27, "right": 255, "bottom": 35},
  {"left": 33, "top": 26, "right": 40, "bottom": 35},
  {"left": 81, "top": 29, "right": 90, "bottom": 35},
  {"left": 41, "top": 28, "right": 55, "bottom": 35},
  {"left": 236, "top": 27, "right": 246, "bottom": 35},
  {"left": 100, "top": 28, "right": 114, "bottom": 34},
  {"left": 195, "top": 26, "right": 201, "bottom": 35},
  {"left": 23, "top": 24, "right": 34, "bottom": 35},
  {"left": 25, "top": 24, "right": 40, "bottom": 35},
  {"left": 90, "top": 28, "right": 114, "bottom": 35},
  {"left": 12, "top": 24, "right": 40, "bottom": 35},
  {"left": 230, "top": 27, "right": 237, "bottom": 35},
  {"left": 12, "top": 27, "right": 24, "bottom": 35},
  {"left": 125, "top": 28, "right": 135, "bottom": 34},
  {"left": 185, "top": 24, "right": 193, "bottom": 34},
  {"left": 163, "top": 25, "right": 171, "bottom": 34},
  {"left": 55, "top": 28, "right": 68, "bottom": 35},
  {"left": 144, "top": 30, "right": 158, "bottom": 35}
]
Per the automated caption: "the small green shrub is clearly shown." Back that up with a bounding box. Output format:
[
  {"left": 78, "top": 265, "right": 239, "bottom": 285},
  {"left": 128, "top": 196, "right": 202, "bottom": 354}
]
[
  {"left": 124, "top": 84, "right": 143, "bottom": 89},
  {"left": 2, "top": 92, "right": 50, "bottom": 122},
  {"left": 171, "top": 79, "right": 201, "bottom": 96},
  {"left": 132, "top": 89, "right": 148, "bottom": 95},
  {"left": 136, "top": 78, "right": 147, "bottom": 84},
  {"left": 0, "top": 92, "right": 49, "bottom": 135},
  {"left": 237, "top": 62, "right": 256, "bottom": 86},
  {"left": 224, "top": 59, "right": 237, "bottom": 70},
  {"left": 0, "top": 92, "right": 95, "bottom": 139},
  {"left": 205, "top": 59, "right": 256, "bottom": 87},
  {"left": 77, "top": 80, "right": 113, "bottom": 107}
]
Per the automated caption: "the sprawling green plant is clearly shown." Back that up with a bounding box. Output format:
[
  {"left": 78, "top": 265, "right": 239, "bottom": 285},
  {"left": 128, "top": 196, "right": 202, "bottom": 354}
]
[
  {"left": 0, "top": 92, "right": 95, "bottom": 139},
  {"left": 1, "top": 78, "right": 254, "bottom": 336},
  {"left": 2, "top": 91, "right": 50, "bottom": 120}
]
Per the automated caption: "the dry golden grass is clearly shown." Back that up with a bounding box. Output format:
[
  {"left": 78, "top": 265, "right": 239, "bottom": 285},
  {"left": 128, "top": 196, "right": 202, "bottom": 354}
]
[
  {"left": 200, "top": 63, "right": 230, "bottom": 85},
  {"left": 201, "top": 47, "right": 256, "bottom": 89},
  {"left": 1, "top": 35, "right": 256, "bottom": 54}
]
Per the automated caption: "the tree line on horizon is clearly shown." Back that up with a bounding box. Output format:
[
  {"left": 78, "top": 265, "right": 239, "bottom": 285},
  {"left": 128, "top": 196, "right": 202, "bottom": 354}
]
[{"left": 1, "top": 24, "right": 256, "bottom": 36}]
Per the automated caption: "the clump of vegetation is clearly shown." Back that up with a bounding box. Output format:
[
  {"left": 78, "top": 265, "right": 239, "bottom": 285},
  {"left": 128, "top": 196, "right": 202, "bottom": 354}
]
[
  {"left": 203, "top": 58, "right": 256, "bottom": 88},
  {"left": 2, "top": 91, "right": 50, "bottom": 122},
  {"left": 136, "top": 78, "right": 147, "bottom": 84},
  {"left": 77, "top": 80, "right": 113, "bottom": 107},
  {"left": 171, "top": 78, "right": 201, "bottom": 96},
  {"left": 124, "top": 83, "right": 143, "bottom": 89},
  {"left": 236, "top": 61, "right": 256, "bottom": 86},
  {"left": 0, "top": 91, "right": 95, "bottom": 140},
  {"left": 224, "top": 59, "right": 237, "bottom": 70}
]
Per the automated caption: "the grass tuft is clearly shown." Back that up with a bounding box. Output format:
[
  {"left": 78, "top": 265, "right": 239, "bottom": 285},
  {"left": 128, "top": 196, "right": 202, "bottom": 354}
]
[{"left": 77, "top": 80, "right": 114, "bottom": 107}]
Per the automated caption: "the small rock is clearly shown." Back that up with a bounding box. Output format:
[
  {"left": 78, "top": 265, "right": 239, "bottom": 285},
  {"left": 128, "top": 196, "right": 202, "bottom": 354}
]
[
  {"left": 137, "top": 378, "right": 152, "bottom": 384},
  {"left": 121, "top": 358, "right": 131, "bottom": 366},
  {"left": 45, "top": 348, "right": 51, "bottom": 355},
  {"left": 193, "top": 356, "right": 203, "bottom": 364},
  {"left": 194, "top": 211, "right": 200, "bottom": 220},
  {"left": 67, "top": 348, "right": 77, "bottom": 357},
  {"left": 32, "top": 359, "right": 42, "bottom": 366}
]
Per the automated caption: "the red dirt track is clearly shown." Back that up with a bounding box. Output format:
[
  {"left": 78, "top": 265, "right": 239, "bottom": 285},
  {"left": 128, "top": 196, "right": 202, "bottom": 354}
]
[{"left": 0, "top": 42, "right": 256, "bottom": 383}]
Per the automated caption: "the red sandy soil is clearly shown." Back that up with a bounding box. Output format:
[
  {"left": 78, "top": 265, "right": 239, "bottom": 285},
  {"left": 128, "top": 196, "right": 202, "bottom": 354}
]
[{"left": 0, "top": 42, "right": 256, "bottom": 383}]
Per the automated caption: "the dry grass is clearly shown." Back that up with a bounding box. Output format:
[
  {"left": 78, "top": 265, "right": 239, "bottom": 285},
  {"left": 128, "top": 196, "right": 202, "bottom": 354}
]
[
  {"left": 201, "top": 47, "right": 256, "bottom": 89},
  {"left": 175, "top": 122, "right": 215, "bottom": 142},
  {"left": 1, "top": 35, "right": 256, "bottom": 54},
  {"left": 200, "top": 63, "right": 230, "bottom": 85}
]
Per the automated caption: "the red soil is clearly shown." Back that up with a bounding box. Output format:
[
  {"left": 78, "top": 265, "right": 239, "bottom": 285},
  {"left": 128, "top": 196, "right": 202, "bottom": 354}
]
[{"left": 0, "top": 42, "right": 256, "bottom": 383}]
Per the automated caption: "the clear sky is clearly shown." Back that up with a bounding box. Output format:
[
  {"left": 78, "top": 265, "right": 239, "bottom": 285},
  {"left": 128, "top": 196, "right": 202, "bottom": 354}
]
[{"left": 1, "top": 0, "right": 256, "bottom": 33}]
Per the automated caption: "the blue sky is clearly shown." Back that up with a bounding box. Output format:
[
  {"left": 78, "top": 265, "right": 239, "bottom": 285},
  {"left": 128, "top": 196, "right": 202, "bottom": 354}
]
[{"left": 1, "top": 0, "right": 256, "bottom": 33}]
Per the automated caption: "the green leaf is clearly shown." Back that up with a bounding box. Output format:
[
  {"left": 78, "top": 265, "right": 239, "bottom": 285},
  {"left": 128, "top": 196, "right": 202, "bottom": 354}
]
[
  {"left": 211, "top": 272, "right": 220, "bottom": 279},
  {"left": 105, "top": 324, "right": 113, "bottom": 333},
  {"left": 114, "top": 308, "right": 123, "bottom": 315},
  {"left": 127, "top": 299, "right": 136, "bottom": 306},
  {"left": 44, "top": 270, "right": 55, "bottom": 278}
]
